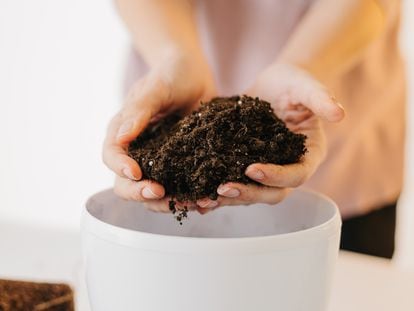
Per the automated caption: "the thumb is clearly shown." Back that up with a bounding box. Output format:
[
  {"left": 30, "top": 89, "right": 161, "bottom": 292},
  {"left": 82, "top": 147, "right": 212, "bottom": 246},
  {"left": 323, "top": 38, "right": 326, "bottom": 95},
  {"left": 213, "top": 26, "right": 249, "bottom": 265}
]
[
  {"left": 305, "top": 86, "right": 345, "bottom": 122},
  {"left": 115, "top": 108, "right": 153, "bottom": 145},
  {"left": 249, "top": 63, "right": 345, "bottom": 122},
  {"left": 289, "top": 68, "right": 345, "bottom": 122},
  {"left": 115, "top": 77, "right": 168, "bottom": 145}
]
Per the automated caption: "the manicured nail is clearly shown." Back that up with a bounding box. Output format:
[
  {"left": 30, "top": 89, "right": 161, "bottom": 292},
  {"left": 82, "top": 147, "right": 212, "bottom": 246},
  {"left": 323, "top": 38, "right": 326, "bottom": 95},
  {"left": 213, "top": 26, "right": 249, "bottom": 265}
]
[
  {"left": 217, "top": 187, "right": 240, "bottom": 198},
  {"left": 198, "top": 200, "right": 218, "bottom": 208},
  {"left": 246, "top": 168, "right": 264, "bottom": 180},
  {"left": 198, "top": 207, "right": 211, "bottom": 215},
  {"left": 142, "top": 187, "right": 161, "bottom": 199},
  {"left": 330, "top": 95, "right": 344, "bottom": 110},
  {"left": 117, "top": 119, "right": 134, "bottom": 139},
  {"left": 122, "top": 167, "right": 136, "bottom": 180}
]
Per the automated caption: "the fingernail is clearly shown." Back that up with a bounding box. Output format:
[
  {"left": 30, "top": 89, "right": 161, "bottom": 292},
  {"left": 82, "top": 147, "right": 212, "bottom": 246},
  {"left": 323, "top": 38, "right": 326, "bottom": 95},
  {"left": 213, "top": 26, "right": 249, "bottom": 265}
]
[
  {"left": 246, "top": 168, "right": 265, "bottom": 180},
  {"left": 142, "top": 187, "right": 161, "bottom": 199},
  {"left": 122, "top": 167, "right": 137, "bottom": 180},
  {"left": 198, "top": 207, "right": 211, "bottom": 215},
  {"left": 217, "top": 186, "right": 240, "bottom": 198},
  {"left": 199, "top": 200, "right": 218, "bottom": 208},
  {"left": 117, "top": 119, "right": 134, "bottom": 138}
]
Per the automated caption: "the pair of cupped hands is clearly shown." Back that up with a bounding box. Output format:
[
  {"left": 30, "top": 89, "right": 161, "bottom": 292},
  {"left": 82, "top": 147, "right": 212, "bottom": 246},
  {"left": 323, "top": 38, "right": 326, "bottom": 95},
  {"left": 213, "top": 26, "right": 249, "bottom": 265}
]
[{"left": 103, "top": 55, "right": 344, "bottom": 214}]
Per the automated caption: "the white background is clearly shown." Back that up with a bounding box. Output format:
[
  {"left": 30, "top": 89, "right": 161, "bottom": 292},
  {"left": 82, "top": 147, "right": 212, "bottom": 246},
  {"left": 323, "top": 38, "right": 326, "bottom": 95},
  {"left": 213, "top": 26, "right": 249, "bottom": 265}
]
[{"left": 0, "top": 0, "right": 413, "bottom": 267}]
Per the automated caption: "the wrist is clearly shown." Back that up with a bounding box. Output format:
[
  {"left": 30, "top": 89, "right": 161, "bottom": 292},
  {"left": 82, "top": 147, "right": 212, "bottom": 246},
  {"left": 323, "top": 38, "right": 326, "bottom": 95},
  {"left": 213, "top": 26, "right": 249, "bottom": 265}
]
[
  {"left": 145, "top": 49, "right": 215, "bottom": 105},
  {"left": 267, "top": 60, "right": 325, "bottom": 84},
  {"left": 149, "top": 44, "right": 208, "bottom": 71}
]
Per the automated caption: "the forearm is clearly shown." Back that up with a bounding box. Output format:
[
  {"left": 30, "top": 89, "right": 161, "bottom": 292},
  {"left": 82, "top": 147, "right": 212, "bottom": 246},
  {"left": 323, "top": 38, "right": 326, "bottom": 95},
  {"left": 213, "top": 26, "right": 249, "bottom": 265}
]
[
  {"left": 115, "top": 0, "right": 206, "bottom": 68},
  {"left": 277, "top": 0, "right": 385, "bottom": 82}
]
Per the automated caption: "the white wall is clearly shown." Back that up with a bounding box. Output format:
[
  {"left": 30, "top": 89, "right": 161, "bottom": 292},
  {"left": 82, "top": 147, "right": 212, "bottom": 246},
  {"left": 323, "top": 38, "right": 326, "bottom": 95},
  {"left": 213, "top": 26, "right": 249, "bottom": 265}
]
[
  {"left": 0, "top": 0, "right": 126, "bottom": 229},
  {"left": 0, "top": 0, "right": 413, "bottom": 265},
  {"left": 395, "top": 0, "right": 414, "bottom": 269}
]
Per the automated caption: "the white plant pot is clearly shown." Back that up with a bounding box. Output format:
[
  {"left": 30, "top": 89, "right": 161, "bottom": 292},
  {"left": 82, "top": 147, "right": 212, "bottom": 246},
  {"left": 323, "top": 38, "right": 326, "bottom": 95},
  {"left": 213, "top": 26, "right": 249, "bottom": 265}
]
[{"left": 82, "top": 189, "right": 341, "bottom": 311}]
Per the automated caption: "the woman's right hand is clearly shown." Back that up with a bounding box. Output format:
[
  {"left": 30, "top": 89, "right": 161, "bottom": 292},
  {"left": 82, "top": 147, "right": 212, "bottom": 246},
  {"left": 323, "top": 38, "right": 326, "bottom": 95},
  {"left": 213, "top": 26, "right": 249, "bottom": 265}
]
[{"left": 102, "top": 54, "right": 216, "bottom": 212}]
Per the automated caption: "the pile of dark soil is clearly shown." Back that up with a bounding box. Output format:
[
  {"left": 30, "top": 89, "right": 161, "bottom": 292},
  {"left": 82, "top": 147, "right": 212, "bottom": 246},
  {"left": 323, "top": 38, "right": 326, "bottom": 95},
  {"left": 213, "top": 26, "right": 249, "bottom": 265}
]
[
  {"left": 129, "top": 95, "right": 306, "bottom": 221},
  {"left": 0, "top": 279, "right": 74, "bottom": 311}
]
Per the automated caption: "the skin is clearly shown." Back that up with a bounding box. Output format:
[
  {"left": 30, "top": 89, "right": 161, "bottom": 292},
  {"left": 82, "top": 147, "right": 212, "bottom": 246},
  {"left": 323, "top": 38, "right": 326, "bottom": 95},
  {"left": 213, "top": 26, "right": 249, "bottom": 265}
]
[{"left": 104, "top": 0, "right": 384, "bottom": 213}]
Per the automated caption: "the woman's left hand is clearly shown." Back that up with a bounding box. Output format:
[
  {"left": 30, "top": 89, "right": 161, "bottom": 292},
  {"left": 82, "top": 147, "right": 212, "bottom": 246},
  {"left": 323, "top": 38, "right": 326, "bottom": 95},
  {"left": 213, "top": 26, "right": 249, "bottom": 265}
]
[{"left": 196, "top": 63, "right": 344, "bottom": 213}]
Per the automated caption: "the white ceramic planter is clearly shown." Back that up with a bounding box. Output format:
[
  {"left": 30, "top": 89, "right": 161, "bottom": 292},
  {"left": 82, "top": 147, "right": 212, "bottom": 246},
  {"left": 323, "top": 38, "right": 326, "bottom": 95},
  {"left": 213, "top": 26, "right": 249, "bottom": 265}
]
[{"left": 82, "top": 189, "right": 341, "bottom": 311}]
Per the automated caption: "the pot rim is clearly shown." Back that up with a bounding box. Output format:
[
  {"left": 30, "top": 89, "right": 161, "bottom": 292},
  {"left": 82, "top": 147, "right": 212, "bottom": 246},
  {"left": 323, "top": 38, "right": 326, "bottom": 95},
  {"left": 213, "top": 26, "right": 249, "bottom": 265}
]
[{"left": 82, "top": 188, "right": 341, "bottom": 254}]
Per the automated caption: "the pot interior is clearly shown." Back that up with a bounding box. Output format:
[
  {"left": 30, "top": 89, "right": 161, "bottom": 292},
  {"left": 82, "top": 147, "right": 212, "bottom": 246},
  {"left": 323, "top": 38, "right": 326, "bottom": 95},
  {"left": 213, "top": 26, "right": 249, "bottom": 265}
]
[{"left": 86, "top": 189, "right": 336, "bottom": 238}]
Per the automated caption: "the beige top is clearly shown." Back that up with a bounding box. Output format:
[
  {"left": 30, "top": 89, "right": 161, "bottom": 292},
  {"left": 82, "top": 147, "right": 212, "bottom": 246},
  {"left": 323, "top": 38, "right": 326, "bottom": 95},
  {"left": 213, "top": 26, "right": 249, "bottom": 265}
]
[
  {"left": 307, "top": 0, "right": 405, "bottom": 218},
  {"left": 127, "top": 0, "right": 405, "bottom": 218}
]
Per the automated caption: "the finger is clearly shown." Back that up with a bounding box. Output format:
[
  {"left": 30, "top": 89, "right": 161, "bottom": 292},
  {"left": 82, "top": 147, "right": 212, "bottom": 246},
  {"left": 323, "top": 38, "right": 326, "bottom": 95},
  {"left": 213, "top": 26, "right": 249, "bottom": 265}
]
[
  {"left": 175, "top": 201, "right": 198, "bottom": 211},
  {"left": 283, "top": 109, "right": 313, "bottom": 126},
  {"left": 116, "top": 78, "right": 170, "bottom": 145},
  {"left": 247, "top": 114, "right": 325, "bottom": 188},
  {"left": 245, "top": 135, "right": 324, "bottom": 188},
  {"left": 196, "top": 197, "right": 219, "bottom": 209},
  {"left": 113, "top": 176, "right": 165, "bottom": 201},
  {"left": 145, "top": 198, "right": 197, "bottom": 213},
  {"left": 102, "top": 113, "right": 142, "bottom": 178},
  {"left": 144, "top": 199, "right": 172, "bottom": 213},
  {"left": 103, "top": 79, "right": 166, "bottom": 178},
  {"left": 197, "top": 207, "right": 211, "bottom": 215},
  {"left": 103, "top": 144, "right": 142, "bottom": 180},
  {"left": 245, "top": 137, "right": 323, "bottom": 188},
  {"left": 274, "top": 67, "right": 345, "bottom": 122},
  {"left": 216, "top": 183, "right": 290, "bottom": 206},
  {"left": 245, "top": 162, "right": 310, "bottom": 188},
  {"left": 116, "top": 109, "right": 153, "bottom": 145},
  {"left": 247, "top": 67, "right": 344, "bottom": 122},
  {"left": 301, "top": 84, "right": 345, "bottom": 122}
]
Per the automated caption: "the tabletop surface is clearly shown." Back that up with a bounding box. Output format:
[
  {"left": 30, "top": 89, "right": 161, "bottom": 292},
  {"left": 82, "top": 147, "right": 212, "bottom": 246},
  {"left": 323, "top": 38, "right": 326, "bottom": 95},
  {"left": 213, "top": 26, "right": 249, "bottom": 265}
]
[{"left": 1, "top": 222, "right": 413, "bottom": 311}]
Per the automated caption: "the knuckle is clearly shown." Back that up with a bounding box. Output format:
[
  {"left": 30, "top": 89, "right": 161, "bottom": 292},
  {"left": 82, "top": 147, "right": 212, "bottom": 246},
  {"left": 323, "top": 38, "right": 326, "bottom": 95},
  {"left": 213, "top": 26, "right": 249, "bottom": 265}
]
[
  {"left": 270, "top": 165, "right": 283, "bottom": 175},
  {"left": 130, "top": 188, "right": 144, "bottom": 202},
  {"left": 115, "top": 178, "right": 144, "bottom": 202},
  {"left": 222, "top": 182, "right": 238, "bottom": 189},
  {"left": 266, "top": 166, "right": 283, "bottom": 182},
  {"left": 299, "top": 173, "right": 309, "bottom": 185},
  {"left": 292, "top": 175, "right": 307, "bottom": 187},
  {"left": 269, "top": 194, "right": 283, "bottom": 205},
  {"left": 268, "top": 198, "right": 281, "bottom": 205},
  {"left": 269, "top": 190, "right": 287, "bottom": 205},
  {"left": 145, "top": 202, "right": 168, "bottom": 213},
  {"left": 239, "top": 187, "right": 253, "bottom": 202},
  {"left": 113, "top": 183, "right": 126, "bottom": 199},
  {"left": 102, "top": 151, "right": 122, "bottom": 174},
  {"left": 215, "top": 197, "right": 228, "bottom": 207},
  {"left": 279, "top": 189, "right": 289, "bottom": 201}
]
